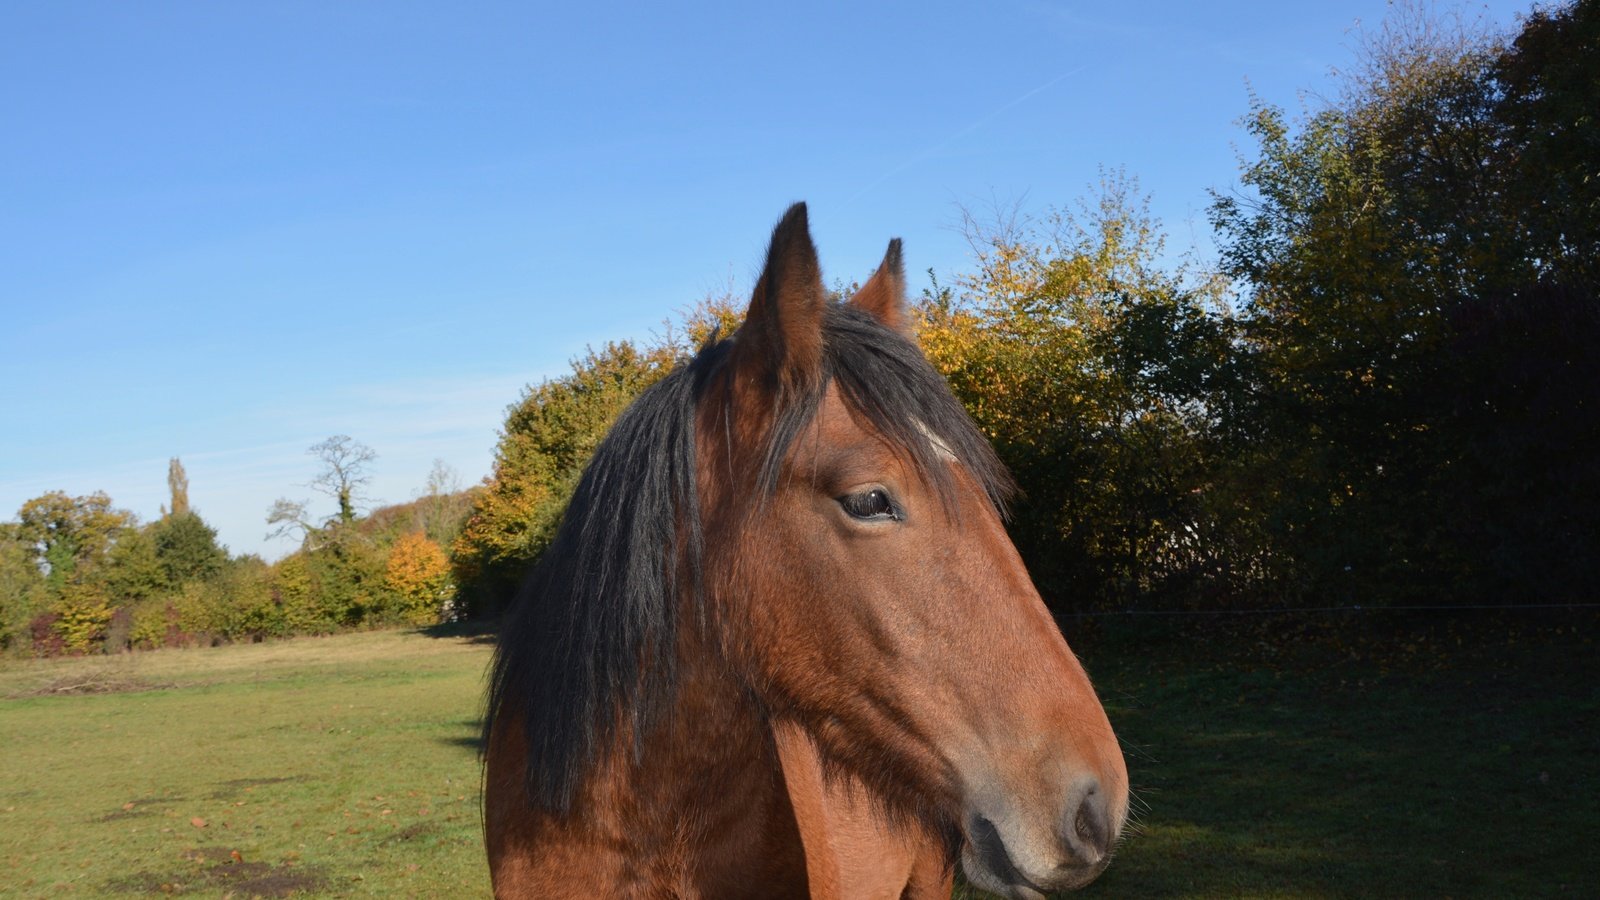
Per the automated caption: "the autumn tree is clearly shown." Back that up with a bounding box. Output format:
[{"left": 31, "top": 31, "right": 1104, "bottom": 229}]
[
  {"left": 918, "top": 171, "right": 1245, "bottom": 605},
  {"left": 385, "top": 531, "right": 454, "bottom": 625},
  {"left": 14, "top": 491, "right": 133, "bottom": 589},
  {"left": 9, "top": 491, "right": 134, "bottom": 651},
  {"left": 0, "top": 524, "right": 46, "bottom": 651}
]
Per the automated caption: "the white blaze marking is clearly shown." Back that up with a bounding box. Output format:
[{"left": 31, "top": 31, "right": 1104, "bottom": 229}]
[{"left": 915, "top": 419, "right": 957, "bottom": 462}]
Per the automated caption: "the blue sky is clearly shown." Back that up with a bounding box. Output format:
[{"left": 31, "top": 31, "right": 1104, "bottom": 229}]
[{"left": 1, "top": 1, "right": 1531, "bottom": 559}]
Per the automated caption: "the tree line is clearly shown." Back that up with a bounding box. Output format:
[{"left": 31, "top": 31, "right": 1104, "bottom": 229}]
[
  {"left": 4, "top": 1, "right": 1594, "bottom": 653},
  {"left": 454, "top": 1, "right": 1597, "bottom": 617},
  {"left": 0, "top": 448, "right": 474, "bottom": 657}
]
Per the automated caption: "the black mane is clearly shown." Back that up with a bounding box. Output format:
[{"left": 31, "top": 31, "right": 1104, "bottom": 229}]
[{"left": 483, "top": 304, "right": 1013, "bottom": 813}]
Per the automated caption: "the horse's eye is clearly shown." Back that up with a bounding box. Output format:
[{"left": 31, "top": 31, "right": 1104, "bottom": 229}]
[{"left": 839, "top": 488, "right": 898, "bottom": 521}]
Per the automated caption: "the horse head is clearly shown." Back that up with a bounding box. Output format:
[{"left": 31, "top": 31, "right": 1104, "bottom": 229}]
[{"left": 698, "top": 204, "right": 1129, "bottom": 895}]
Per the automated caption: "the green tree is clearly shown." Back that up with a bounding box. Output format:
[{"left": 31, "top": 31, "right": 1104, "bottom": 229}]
[
  {"left": 1208, "top": 0, "right": 1600, "bottom": 604},
  {"left": 103, "top": 526, "right": 166, "bottom": 605},
  {"left": 103, "top": 459, "right": 227, "bottom": 615},
  {"left": 149, "top": 512, "right": 227, "bottom": 588},
  {"left": 453, "top": 340, "right": 673, "bottom": 615},
  {"left": 272, "top": 552, "right": 338, "bottom": 634},
  {"left": 1493, "top": 0, "right": 1600, "bottom": 286},
  {"left": 451, "top": 295, "right": 741, "bottom": 617}
]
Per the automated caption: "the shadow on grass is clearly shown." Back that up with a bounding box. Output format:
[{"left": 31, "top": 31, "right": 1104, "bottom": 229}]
[
  {"left": 439, "top": 718, "right": 486, "bottom": 755},
  {"left": 206, "top": 776, "right": 307, "bottom": 801},
  {"left": 1069, "top": 612, "right": 1600, "bottom": 898},
  {"left": 417, "top": 618, "right": 499, "bottom": 645}
]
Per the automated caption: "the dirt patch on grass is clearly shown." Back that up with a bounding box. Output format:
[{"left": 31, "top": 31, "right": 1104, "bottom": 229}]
[
  {"left": 14, "top": 672, "right": 178, "bottom": 698},
  {"left": 93, "top": 795, "right": 187, "bottom": 823},
  {"left": 382, "top": 820, "right": 442, "bottom": 844},
  {"left": 106, "top": 848, "right": 331, "bottom": 897}
]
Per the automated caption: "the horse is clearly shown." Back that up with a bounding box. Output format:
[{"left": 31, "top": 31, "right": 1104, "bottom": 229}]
[{"left": 483, "top": 204, "right": 1129, "bottom": 899}]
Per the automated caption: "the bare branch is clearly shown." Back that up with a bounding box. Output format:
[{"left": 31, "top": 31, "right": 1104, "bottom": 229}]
[
  {"left": 305, "top": 435, "right": 377, "bottom": 524},
  {"left": 266, "top": 498, "right": 312, "bottom": 544}
]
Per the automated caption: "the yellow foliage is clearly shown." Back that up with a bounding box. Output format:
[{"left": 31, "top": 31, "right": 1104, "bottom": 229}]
[
  {"left": 171, "top": 579, "right": 220, "bottom": 638},
  {"left": 128, "top": 600, "right": 174, "bottom": 650},
  {"left": 272, "top": 552, "right": 336, "bottom": 633},
  {"left": 53, "top": 583, "right": 113, "bottom": 654},
  {"left": 385, "top": 532, "right": 453, "bottom": 625},
  {"left": 664, "top": 292, "right": 745, "bottom": 356}
]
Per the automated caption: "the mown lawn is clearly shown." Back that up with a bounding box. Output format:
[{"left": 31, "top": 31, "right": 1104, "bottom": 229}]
[{"left": 2, "top": 614, "right": 1595, "bottom": 898}]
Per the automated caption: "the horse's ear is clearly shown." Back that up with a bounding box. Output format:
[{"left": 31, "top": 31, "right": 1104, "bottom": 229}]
[
  {"left": 849, "top": 238, "right": 910, "bottom": 336},
  {"left": 733, "top": 203, "right": 826, "bottom": 393}
]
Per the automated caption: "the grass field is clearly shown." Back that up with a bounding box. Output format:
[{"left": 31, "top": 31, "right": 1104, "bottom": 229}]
[
  {"left": 1075, "top": 612, "right": 1600, "bottom": 898},
  {"left": 2, "top": 613, "right": 1595, "bottom": 898},
  {"left": 0, "top": 630, "right": 494, "bottom": 897}
]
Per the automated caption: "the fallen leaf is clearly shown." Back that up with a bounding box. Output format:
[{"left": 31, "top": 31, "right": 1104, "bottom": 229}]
[
  {"left": 230, "top": 850, "right": 243, "bottom": 863},
  {"left": 122, "top": 802, "right": 136, "bottom": 811},
  {"left": 190, "top": 817, "right": 207, "bottom": 828}
]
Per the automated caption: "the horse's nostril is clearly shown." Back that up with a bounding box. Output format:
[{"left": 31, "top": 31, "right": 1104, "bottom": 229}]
[
  {"left": 1063, "top": 779, "right": 1113, "bottom": 864},
  {"left": 969, "top": 815, "right": 1024, "bottom": 885}
]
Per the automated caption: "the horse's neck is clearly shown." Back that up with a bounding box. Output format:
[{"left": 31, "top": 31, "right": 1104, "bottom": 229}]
[
  {"left": 772, "top": 720, "right": 957, "bottom": 900},
  {"left": 601, "top": 648, "right": 816, "bottom": 893},
  {"left": 487, "top": 644, "right": 810, "bottom": 898}
]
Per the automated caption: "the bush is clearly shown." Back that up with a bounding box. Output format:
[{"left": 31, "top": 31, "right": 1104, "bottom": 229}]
[
  {"left": 54, "top": 583, "right": 114, "bottom": 654},
  {"left": 29, "top": 611, "right": 65, "bottom": 657},
  {"left": 171, "top": 580, "right": 224, "bottom": 646},
  {"left": 273, "top": 553, "right": 336, "bottom": 634},
  {"left": 103, "top": 605, "right": 135, "bottom": 652},
  {"left": 217, "top": 558, "right": 285, "bottom": 641},
  {"left": 128, "top": 600, "right": 182, "bottom": 650}
]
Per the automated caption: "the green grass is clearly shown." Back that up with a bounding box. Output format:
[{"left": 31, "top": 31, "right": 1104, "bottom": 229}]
[
  {"left": 2, "top": 614, "right": 1595, "bottom": 898},
  {"left": 0, "top": 630, "right": 494, "bottom": 897}
]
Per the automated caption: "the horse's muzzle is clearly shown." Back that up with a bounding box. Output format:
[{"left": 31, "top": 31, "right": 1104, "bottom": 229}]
[{"left": 960, "top": 775, "right": 1120, "bottom": 897}]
